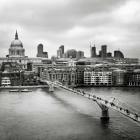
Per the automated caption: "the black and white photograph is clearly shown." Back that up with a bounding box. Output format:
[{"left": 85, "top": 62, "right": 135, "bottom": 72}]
[{"left": 0, "top": 0, "right": 140, "bottom": 140}]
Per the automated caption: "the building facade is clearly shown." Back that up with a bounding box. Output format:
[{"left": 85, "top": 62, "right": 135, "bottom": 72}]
[
  {"left": 65, "top": 49, "right": 77, "bottom": 58},
  {"left": 41, "top": 66, "right": 77, "bottom": 87},
  {"left": 57, "top": 45, "right": 65, "bottom": 58},
  {"left": 37, "top": 44, "right": 48, "bottom": 58},
  {"left": 114, "top": 50, "right": 124, "bottom": 59},
  {"left": 91, "top": 45, "right": 96, "bottom": 58},
  {"left": 125, "top": 70, "right": 140, "bottom": 86},
  {"left": 112, "top": 69, "right": 126, "bottom": 86},
  {"left": 76, "top": 51, "right": 84, "bottom": 59},
  {"left": 84, "top": 71, "right": 112, "bottom": 86},
  {"left": 101, "top": 45, "right": 107, "bottom": 59}
]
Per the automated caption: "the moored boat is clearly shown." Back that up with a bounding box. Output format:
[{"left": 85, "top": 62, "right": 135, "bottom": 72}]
[
  {"left": 21, "top": 89, "right": 32, "bottom": 92},
  {"left": 9, "top": 89, "right": 20, "bottom": 92}
]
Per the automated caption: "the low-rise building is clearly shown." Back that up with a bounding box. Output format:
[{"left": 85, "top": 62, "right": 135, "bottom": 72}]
[
  {"left": 125, "top": 69, "right": 140, "bottom": 86},
  {"left": 84, "top": 71, "right": 112, "bottom": 86},
  {"left": 1, "top": 77, "right": 11, "bottom": 86},
  {"left": 41, "top": 66, "right": 77, "bottom": 87},
  {"left": 112, "top": 69, "right": 126, "bottom": 86},
  {"left": 76, "top": 65, "right": 85, "bottom": 86},
  {"left": 0, "top": 62, "right": 23, "bottom": 86}
]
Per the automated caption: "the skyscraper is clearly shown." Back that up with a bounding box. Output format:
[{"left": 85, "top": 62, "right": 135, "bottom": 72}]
[
  {"left": 114, "top": 50, "right": 124, "bottom": 58},
  {"left": 37, "top": 44, "right": 43, "bottom": 57},
  {"left": 76, "top": 51, "right": 84, "bottom": 59},
  {"left": 101, "top": 45, "right": 107, "bottom": 59},
  {"left": 65, "top": 49, "right": 77, "bottom": 58},
  {"left": 59, "top": 45, "right": 64, "bottom": 54},
  {"left": 91, "top": 45, "right": 96, "bottom": 58},
  {"left": 37, "top": 44, "right": 48, "bottom": 58},
  {"left": 57, "top": 45, "right": 64, "bottom": 58},
  {"left": 57, "top": 49, "right": 62, "bottom": 58}
]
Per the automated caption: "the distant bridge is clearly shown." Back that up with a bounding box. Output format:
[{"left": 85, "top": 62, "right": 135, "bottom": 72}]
[{"left": 41, "top": 79, "right": 140, "bottom": 125}]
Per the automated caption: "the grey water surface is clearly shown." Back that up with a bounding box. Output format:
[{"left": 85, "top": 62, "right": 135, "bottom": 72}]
[{"left": 0, "top": 87, "right": 140, "bottom": 140}]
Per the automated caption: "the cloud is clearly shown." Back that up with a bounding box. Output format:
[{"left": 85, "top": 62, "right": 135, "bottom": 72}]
[
  {"left": 0, "top": 0, "right": 139, "bottom": 58},
  {"left": 0, "top": 0, "right": 127, "bottom": 31}
]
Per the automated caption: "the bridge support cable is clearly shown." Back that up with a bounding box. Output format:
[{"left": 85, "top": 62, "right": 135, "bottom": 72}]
[{"left": 112, "top": 98, "right": 140, "bottom": 116}]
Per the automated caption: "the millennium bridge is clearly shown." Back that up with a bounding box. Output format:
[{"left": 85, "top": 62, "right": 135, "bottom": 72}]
[{"left": 41, "top": 79, "right": 140, "bottom": 125}]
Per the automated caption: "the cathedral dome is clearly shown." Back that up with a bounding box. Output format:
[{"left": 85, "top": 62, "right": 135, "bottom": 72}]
[
  {"left": 10, "top": 31, "right": 23, "bottom": 48},
  {"left": 9, "top": 31, "right": 25, "bottom": 58},
  {"left": 11, "top": 39, "right": 23, "bottom": 47}
]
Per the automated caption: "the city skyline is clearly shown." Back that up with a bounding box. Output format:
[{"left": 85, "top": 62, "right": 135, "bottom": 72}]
[
  {"left": 0, "top": 1, "right": 140, "bottom": 139},
  {"left": 0, "top": 0, "right": 140, "bottom": 58}
]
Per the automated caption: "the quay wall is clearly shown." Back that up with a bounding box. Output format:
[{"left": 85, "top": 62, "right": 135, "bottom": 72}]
[{"left": 0, "top": 85, "right": 48, "bottom": 89}]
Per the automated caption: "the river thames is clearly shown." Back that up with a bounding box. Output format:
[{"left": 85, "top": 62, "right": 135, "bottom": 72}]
[{"left": 0, "top": 87, "right": 140, "bottom": 140}]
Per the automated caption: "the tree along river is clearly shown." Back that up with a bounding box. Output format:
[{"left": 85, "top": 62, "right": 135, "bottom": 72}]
[{"left": 0, "top": 87, "right": 140, "bottom": 140}]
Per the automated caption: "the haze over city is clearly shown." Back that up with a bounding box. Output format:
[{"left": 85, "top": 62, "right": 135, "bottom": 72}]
[{"left": 0, "top": 0, "right": 140, "bottom": 58}]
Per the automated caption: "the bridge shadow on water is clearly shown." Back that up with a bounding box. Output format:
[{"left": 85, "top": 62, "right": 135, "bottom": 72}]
[
  {"left": 40, "top": 86, "right": 140, "bottom": 140},
  {"left": 42, "top": 88, "right": 110, "bottom": 130},
  {"left": 36, "top": 88, "right": 140, "bottom": 140}
]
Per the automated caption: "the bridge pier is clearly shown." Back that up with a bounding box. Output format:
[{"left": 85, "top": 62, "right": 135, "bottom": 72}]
[
  {"left": 101, "top": 108, "right": 109, "bottom": 121},
  {"left": 48, "top": 83, "right": 54, "bottom": 92},
  {"left": 96, "top": 101, "right": 109, "bottom": 121}
]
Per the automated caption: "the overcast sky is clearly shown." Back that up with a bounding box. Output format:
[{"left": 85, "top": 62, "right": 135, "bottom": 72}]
[{"left": 0, "top": 0, "right": 140, "bottom": 58}]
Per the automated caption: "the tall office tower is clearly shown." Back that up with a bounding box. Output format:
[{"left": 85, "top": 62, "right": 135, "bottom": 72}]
[
  {"left": 59, "top": 45, "right": 64, "bottom": 54},
  {"left": 66, "top": 49, "right": 77, "bottom": 58},
  {"left": 91, "top": 45, "right": 96, "bottom": 58},
  {"left": 57, "top": 45, "right": 64, "bottom": 58},
  {"left": 101, "top": 45, "right": 107, "bottom": 59},
  {"left": 57, "top": 49, "right": 62, "bottom": 58},
  {"left": 114, "top": 50, "right": 124, "bottom": 58},
  {"left": 37, "top": 44, "right": 43, "bottom": 57},
  {"left": 76, "top": 51, "right": 84, "bottom": 59},
  {"left": 37, "top": 44, "right": 48, "bottom": 58}
]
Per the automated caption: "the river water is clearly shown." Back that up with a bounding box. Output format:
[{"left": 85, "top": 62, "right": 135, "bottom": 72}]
[{"left": 0, "top": 87, "right": 140, "bottom": 140}]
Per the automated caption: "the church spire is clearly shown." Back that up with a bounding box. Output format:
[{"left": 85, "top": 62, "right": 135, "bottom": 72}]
[{"left": 15, "top": 30, "right": 18, "bottom": 40}]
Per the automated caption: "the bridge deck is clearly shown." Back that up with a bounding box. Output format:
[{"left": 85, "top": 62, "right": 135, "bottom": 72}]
[{"left": 42, "top": 80, "right": 140, "bottom": 125}]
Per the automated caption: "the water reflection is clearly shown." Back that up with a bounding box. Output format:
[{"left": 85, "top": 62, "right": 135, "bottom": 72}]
[{"left": 100, "top": 119, "right": 110, "bottom": 129}]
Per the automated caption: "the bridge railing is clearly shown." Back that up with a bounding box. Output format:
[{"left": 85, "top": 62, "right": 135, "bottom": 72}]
[{"left": 45, "top": 80, "right": 140, "bottom": 123}]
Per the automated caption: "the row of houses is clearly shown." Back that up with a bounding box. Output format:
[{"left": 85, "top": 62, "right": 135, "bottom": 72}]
[
  {"left": 84, "top": 71, "right": 112, "bottom": 86},
  {"left": 1, "top": 60, "right": 140, "bottom": 87},
  {"left": 84, "top": 69, "right": 140, "bottom": 87},
  {"left": 39, "top": 64, "right": 140, "bottom": 87}
]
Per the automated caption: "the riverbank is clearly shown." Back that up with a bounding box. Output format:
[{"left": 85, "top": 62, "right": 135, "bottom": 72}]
[
  {"left": 76, "top": 85, "right": 140, "bottom": 88},
  {"left": 0, "top": 85, "right": 48, "bottom": 89}
]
